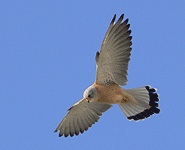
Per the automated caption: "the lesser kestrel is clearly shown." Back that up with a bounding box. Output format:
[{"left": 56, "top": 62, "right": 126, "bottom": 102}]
[{"left": 54, "top": 14, "right": 160, "bottom": 137}]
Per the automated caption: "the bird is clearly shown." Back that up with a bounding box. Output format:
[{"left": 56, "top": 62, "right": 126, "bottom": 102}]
[{"left": 54, "top": 14, "right": 160, "bottom": 137}]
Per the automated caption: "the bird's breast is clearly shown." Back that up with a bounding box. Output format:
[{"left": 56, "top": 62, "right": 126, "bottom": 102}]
[{"left": 92, "top": 83, "right": 126, "bottom": 104}]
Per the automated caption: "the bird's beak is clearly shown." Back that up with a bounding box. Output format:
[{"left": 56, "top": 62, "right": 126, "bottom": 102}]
[{"left": 86, "top": 97, "right": 91, "bottom": 103}]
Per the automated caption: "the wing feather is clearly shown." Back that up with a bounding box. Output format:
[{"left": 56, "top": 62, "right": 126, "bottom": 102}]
[
  {"left": 74, "top": 117, "right": 80, "bottom": 135},
  {"left": 96, "top": 14, "right": 132, "bottom": 85},
  {"left": 55, "top": 99, "right": 112, "bottom": 137},
  {"left": 69, "top": 118, "right": 75, "bottom": 137}
]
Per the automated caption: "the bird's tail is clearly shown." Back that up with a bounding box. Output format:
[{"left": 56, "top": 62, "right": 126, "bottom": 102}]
[{"left": 118, "top": 86, "right": 160, "bottom": 121}]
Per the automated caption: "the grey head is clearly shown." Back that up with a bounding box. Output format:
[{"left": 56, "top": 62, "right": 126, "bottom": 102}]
[{"left": 83, "top": 85, "right": 98, "bottom": 102}]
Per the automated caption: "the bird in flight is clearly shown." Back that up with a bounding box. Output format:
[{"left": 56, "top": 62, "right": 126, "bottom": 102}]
[{"left": 54, "top": 14, "right": 160, "bottom": 137}]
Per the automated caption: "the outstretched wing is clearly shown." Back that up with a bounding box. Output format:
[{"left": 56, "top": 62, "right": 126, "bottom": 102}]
[
  {"left": 96, "top": 14, "right": 132, "bottom": 86},
  {"left": 54, "top": 99, "right": 112, "bottom": 137}
]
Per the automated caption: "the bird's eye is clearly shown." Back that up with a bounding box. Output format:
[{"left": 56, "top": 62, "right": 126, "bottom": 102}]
[{"left": 88, "top": 94, "right": 92, "bottom": 98}]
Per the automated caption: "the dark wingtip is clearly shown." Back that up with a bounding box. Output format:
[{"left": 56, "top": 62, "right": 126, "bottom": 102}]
[
  {"left": 127, "top": 36, "right": 133, "bottom": 41},
  {"left": 128, "top": 86, "right": 160, "bottom": 121},
  {"left": 95, "top": 51, "right": 100, "bottom": 62},
  {"left": 75, "top": 131, "right": 80, "bottom": 136},
  {"left": 111, "top": 14, "right": 116, "bottom": 25},
  {"left": 127, "top": 30, "right": 132, "bottom": 35},
  {"left": 126, "top": 24, "right": 130, "bottom": 29},
  {"left": 64, "top": 134, "right": 69, "bottom": 138},
  {"left": 58, "top": 131, "right": 81, "bottom": 138},
  {"left": 67, "top": 106, "right": 73, "bottom": 111},
  {"left": 123, "top": 18, "right": 129, "bottom": 25},
  {"left": 80, "top": 129, "right": 84, "bottom": 134},
  {"left": 70, "top": 133, "right": 74, "bottom": 137},
  {"left": 118, "top": 14, "right": 124, "bottom": 22}
]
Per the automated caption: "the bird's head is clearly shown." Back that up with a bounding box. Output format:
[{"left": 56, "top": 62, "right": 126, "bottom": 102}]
[{"left": 83, "top": 85, "right": 98, "bottom": 102}]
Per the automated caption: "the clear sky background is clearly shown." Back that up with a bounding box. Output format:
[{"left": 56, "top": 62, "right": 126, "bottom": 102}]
[{"left": 1, "top": 1, "right": 185, "bottom": 150}]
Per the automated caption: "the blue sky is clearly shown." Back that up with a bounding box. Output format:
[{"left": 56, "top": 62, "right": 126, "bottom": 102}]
[{"left": 1, "top": 1, "right": 185, "bottom": 150}]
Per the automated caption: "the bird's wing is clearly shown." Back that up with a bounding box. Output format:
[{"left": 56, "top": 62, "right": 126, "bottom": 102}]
[
  {"left": 96, "top": 14, "right": 132, "bottom": 86},
  {"left": 54, "top": 99, "right": 112, "bottom": 137}
]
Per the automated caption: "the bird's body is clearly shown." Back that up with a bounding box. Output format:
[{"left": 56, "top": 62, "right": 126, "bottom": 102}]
[
  {"left": 55, "top": 14, "right": 160, "bottom": 137},
  {"left": 91, "top": 82, "right": 135, "bottom": 105}
]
